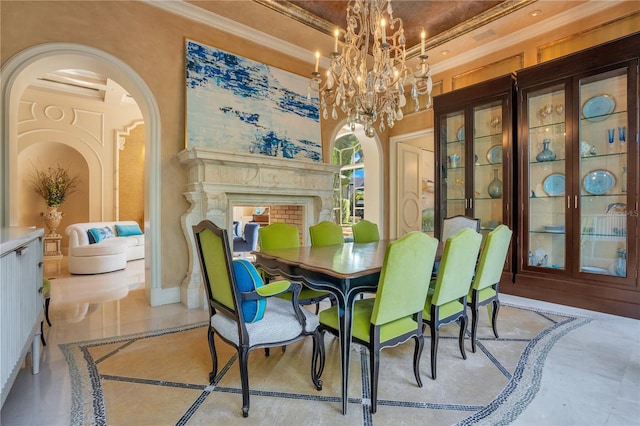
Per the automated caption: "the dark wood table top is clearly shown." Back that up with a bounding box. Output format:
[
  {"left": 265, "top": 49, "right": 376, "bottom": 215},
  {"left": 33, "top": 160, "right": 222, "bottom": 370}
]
[
  {"left": 254, "top": 239, "right": 442, "bottom": 280},
  {"left": 254, "top": 240, "right": 389, "bottom": 279}
]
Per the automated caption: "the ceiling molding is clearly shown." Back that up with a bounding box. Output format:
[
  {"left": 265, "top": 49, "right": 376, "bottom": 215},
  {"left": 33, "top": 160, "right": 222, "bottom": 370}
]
[{"left": 143, "top": 0, "right": 317, "bottom": 65}]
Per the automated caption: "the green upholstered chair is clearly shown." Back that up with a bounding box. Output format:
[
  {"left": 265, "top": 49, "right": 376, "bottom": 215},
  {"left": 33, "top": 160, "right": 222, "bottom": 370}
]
[
  {"left": 309, "top": 221, "right": 344, "bottom": 246},
  {"left": 318, "top": 231, "right": 438, "bottom": 413},
  {"left": 467, "top": 224, "right": 512, "bottom": 353},
  {"left": 422, "top": 227, "right": 482, "bottom": 380},
  {"left": 441, "top": 215, "right": 480, "bottom": 242},
  {"left": 258, "top": 222, "right": 331, "bottom": 311},
  {"left": 193, "top": 220, "right": 323, "bottom": 418},
  {"left": 258, "top": 222, "right": 300, "bottom": 250},
  {"left": 351, "top": 219, "right": 380, "bottom": 243},
  {"left": 40, "top": 278, "right": 51, "bottom": 346}
]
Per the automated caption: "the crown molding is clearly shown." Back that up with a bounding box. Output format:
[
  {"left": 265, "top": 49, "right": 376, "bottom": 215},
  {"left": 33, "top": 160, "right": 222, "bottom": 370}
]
[{"left": 143, "top": 0, "right": 320, "bottom": 66}]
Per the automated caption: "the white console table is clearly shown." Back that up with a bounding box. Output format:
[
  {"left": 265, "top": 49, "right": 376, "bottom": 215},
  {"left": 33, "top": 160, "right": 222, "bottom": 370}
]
[{"left": 0, "top": 227, "right": 44, "bottom": 408}]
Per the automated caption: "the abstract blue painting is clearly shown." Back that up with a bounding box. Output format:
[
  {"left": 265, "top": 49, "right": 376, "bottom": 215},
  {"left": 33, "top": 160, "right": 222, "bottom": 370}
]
[{"left": 186, "top": 39, "right": 322, "bottom": 162}]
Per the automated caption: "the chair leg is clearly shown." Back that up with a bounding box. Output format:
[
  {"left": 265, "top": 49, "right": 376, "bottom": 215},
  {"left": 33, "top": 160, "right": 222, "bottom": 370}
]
[
  {"left": 369, "top": 344, "right": 380, "bottom": 414},
  {"left": 238, "top": 346, "right": 250, "bottom": 418},
  {"left": 471, "top": 303, "right": 480, "bottom": 353},
  {"left": 490, "top": 298, "right": 500, "bottom": 338},
  {"left": 40, "top": 321, "right": 46, "bottom": 346},
  {"left": 413, "top": 334, "right": 424, "bottom": 388},
  {"left": 311, "top": 329, "right": 323, "bottom": 391},
  {"left": 44, "top": 297, "right": 51, "bottom": 326},
  {"left": 208, "top": 327, "right": 218, "bottom": 383},
  {"left": 430, "top": 323, "right": 438, "bottom": 380},
  {"left": 458, "top": 315, "right": 467, "bottom": 360}
]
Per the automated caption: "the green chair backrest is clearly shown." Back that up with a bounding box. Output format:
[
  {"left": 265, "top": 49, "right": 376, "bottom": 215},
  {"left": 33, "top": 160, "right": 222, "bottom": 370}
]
[
  {"left": 371, "top": 232, "right": 438, "bottom": 325},
  {"left": 258, "top": 222, "right": 300, "bottom": 250},
  {"left": 194, "top": 223, "right": 235, "bottom": 311},
  {"left": 352, "top": 220, "right": 380, "bottom": 243},
  {"left": 471, "top": 225, "right": 512, "bottom": 291},
  {"left": 309, "top": 221, "right": 344, "bottom": 246},
  {"left": 432, "top": 228, "right": 482, "bottom": 306}
]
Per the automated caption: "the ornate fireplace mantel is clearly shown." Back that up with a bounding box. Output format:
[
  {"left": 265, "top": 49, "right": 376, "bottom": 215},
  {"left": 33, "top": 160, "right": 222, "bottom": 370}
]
[{"left": 178, "top": 147, "right": 339, "bottom": 308}]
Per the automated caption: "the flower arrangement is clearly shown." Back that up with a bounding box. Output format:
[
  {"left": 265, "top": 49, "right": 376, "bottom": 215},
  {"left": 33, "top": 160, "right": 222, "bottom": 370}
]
[{"left": 31, "top": 165, "right": 79, "bottom": 207}]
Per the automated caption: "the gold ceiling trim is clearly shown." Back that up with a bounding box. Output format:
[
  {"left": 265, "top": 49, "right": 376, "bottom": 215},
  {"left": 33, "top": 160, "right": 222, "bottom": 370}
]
[
  {"left": 254, "top": 0, "right": 536, "bottom": 57},
  {"left": 253, "top": 0, "right": 335, "bottom": 34}
]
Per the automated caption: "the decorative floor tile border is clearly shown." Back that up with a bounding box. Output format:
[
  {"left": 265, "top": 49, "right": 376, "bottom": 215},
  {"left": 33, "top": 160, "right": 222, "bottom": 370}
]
[{"left": 60, "top": 305, "right": 591, "bottom": 425}]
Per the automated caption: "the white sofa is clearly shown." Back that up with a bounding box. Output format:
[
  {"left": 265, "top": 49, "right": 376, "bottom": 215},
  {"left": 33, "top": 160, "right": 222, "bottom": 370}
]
[{"left": 65, "top": 221, "right": 144, "bottom": 274}]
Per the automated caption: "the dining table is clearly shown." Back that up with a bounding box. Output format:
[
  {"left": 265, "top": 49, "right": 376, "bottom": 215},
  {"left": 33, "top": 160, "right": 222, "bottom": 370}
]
[{"left": 253, "top": 239, "right": 442, "bottom": 415}]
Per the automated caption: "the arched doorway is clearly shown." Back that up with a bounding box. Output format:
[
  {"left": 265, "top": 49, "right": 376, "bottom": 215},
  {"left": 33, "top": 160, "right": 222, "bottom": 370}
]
[{"left": 1, "top": 43, "right": 163, "bottom": 305}]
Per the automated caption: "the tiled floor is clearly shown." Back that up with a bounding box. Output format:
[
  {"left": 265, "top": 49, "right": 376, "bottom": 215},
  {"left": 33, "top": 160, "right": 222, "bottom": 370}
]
[{"left": 1, "top": 258, "right": 639, "bottom": 425}]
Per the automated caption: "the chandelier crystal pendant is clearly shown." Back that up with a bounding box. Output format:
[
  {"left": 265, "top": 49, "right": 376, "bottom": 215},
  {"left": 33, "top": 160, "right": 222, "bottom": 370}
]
[{"left": 309, "top": 0, "right": 432, "bottom": 137}]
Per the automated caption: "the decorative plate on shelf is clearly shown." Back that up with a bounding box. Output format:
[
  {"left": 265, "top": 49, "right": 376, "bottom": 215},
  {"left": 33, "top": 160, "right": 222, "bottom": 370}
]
[
  {"left": 544, "top": 225, "right": 565, "bottom": 233},
  {"left": 582, "top": 94, "right": 615, "bottom": 121},
  {"left": 583, "top": 169, "right": 616, "bottom": 195},
  {"left": 486, "top": 145, "right": 502, "bottom": 164},
  {"left": 542, "top": 173, "right": 565, "bottom": 196},
  {"left": 606, "top": 202, "right": 626, "bottom": 213},
  {"left": 457, "top": 126, "right": 464, "bottom": 142},
  {"left": 581, "top": 266, "right": 609, "bottom": 274}
]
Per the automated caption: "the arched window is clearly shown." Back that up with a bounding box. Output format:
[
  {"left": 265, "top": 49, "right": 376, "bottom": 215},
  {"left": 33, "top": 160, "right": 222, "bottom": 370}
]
[{"left": 332, "top": 132, "right": 364, "bottom": 225}]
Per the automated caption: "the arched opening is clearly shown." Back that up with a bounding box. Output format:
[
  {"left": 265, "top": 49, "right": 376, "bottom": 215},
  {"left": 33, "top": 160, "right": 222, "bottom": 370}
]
[
  {"left": 1, "top": 43, "right": 162, "bottom": 305},
  {"left": 330, "top": 123, "right": 383, "bottom": 236}
]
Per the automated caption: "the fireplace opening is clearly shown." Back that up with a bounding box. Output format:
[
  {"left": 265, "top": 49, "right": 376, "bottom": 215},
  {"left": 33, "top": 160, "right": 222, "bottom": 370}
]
[{"left": 232, "top": 205, "right": 305, "bottom": 247}]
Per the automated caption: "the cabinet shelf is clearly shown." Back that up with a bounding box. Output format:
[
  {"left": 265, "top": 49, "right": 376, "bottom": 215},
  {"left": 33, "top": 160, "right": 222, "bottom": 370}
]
[
  {"left": 528, "top": 120, "right": 565, "bottom": 132},
  {"left": 475, "top": 196, "right": 502, "bottom": 201},
  {"left": 474, "top": 133, "right": 502, "bottom": 143},
  {"left": 530, "top": 158, "right": 566, "bottom": 165},
  {"left": 579, "top": 152, "right": 626, "bottom": 160},
  {"left": 579, "top": 109, "right": 627, "bottom": 124}
]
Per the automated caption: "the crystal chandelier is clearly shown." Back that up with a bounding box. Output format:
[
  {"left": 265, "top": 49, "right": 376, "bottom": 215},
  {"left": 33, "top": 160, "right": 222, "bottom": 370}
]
[{"left": 309, "top": 0, "right": 432, "bottom": 138}]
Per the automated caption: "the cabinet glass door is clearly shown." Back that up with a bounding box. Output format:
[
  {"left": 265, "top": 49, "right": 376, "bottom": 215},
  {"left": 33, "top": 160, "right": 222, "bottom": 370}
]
[
  {"left": 578, "top": 69, "right": 628, "bottom": 277},
  {"left": 526, "top": 84, "right": 567, "bottom": 270},
  {"left": 442, "top": 110, "right": 466, "bottom": 217},
  {"left": 474, "top": 100, "right": 503, "bottom": 232}
]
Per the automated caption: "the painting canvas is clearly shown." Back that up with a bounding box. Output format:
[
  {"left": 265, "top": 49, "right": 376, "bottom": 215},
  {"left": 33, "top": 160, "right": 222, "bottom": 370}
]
[{"left": 186, "top": 39, "right": 322, "bottom": 162}]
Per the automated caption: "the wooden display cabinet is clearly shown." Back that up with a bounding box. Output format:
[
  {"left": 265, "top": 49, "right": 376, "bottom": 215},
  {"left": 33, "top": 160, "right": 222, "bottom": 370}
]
[
  {"left": 434, "top": 74, "right": 517, "bottom": 274},
  {"left": 511, "top": 34, "right": 639, "bottom": 318}
]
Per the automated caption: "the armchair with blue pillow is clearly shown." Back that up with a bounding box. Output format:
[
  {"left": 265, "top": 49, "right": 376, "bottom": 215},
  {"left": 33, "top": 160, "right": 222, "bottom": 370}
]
[{"left": 233, "top": 222, "right": 259, "bottom": 253}]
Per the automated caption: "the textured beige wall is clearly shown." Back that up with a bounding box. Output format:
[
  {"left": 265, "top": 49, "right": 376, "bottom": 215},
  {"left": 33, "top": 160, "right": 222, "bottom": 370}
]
[
  {"left": 119, "top": 124, "right": 145, "bottom": 229},
  {"left": 1, "top": 1, "right": 322, "bottom": 292}
]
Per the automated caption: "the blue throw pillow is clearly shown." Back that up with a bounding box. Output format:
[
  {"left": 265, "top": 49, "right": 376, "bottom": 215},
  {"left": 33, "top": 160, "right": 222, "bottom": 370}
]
[
  {"left": 232, "top": 259, "right": 266, "bottom": 323},
  {"left": 115, "top": 223, "right": 143, "bottom": 236},
  {"left": 87, "top": 227, "right": 114, "bottom": 244}
]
